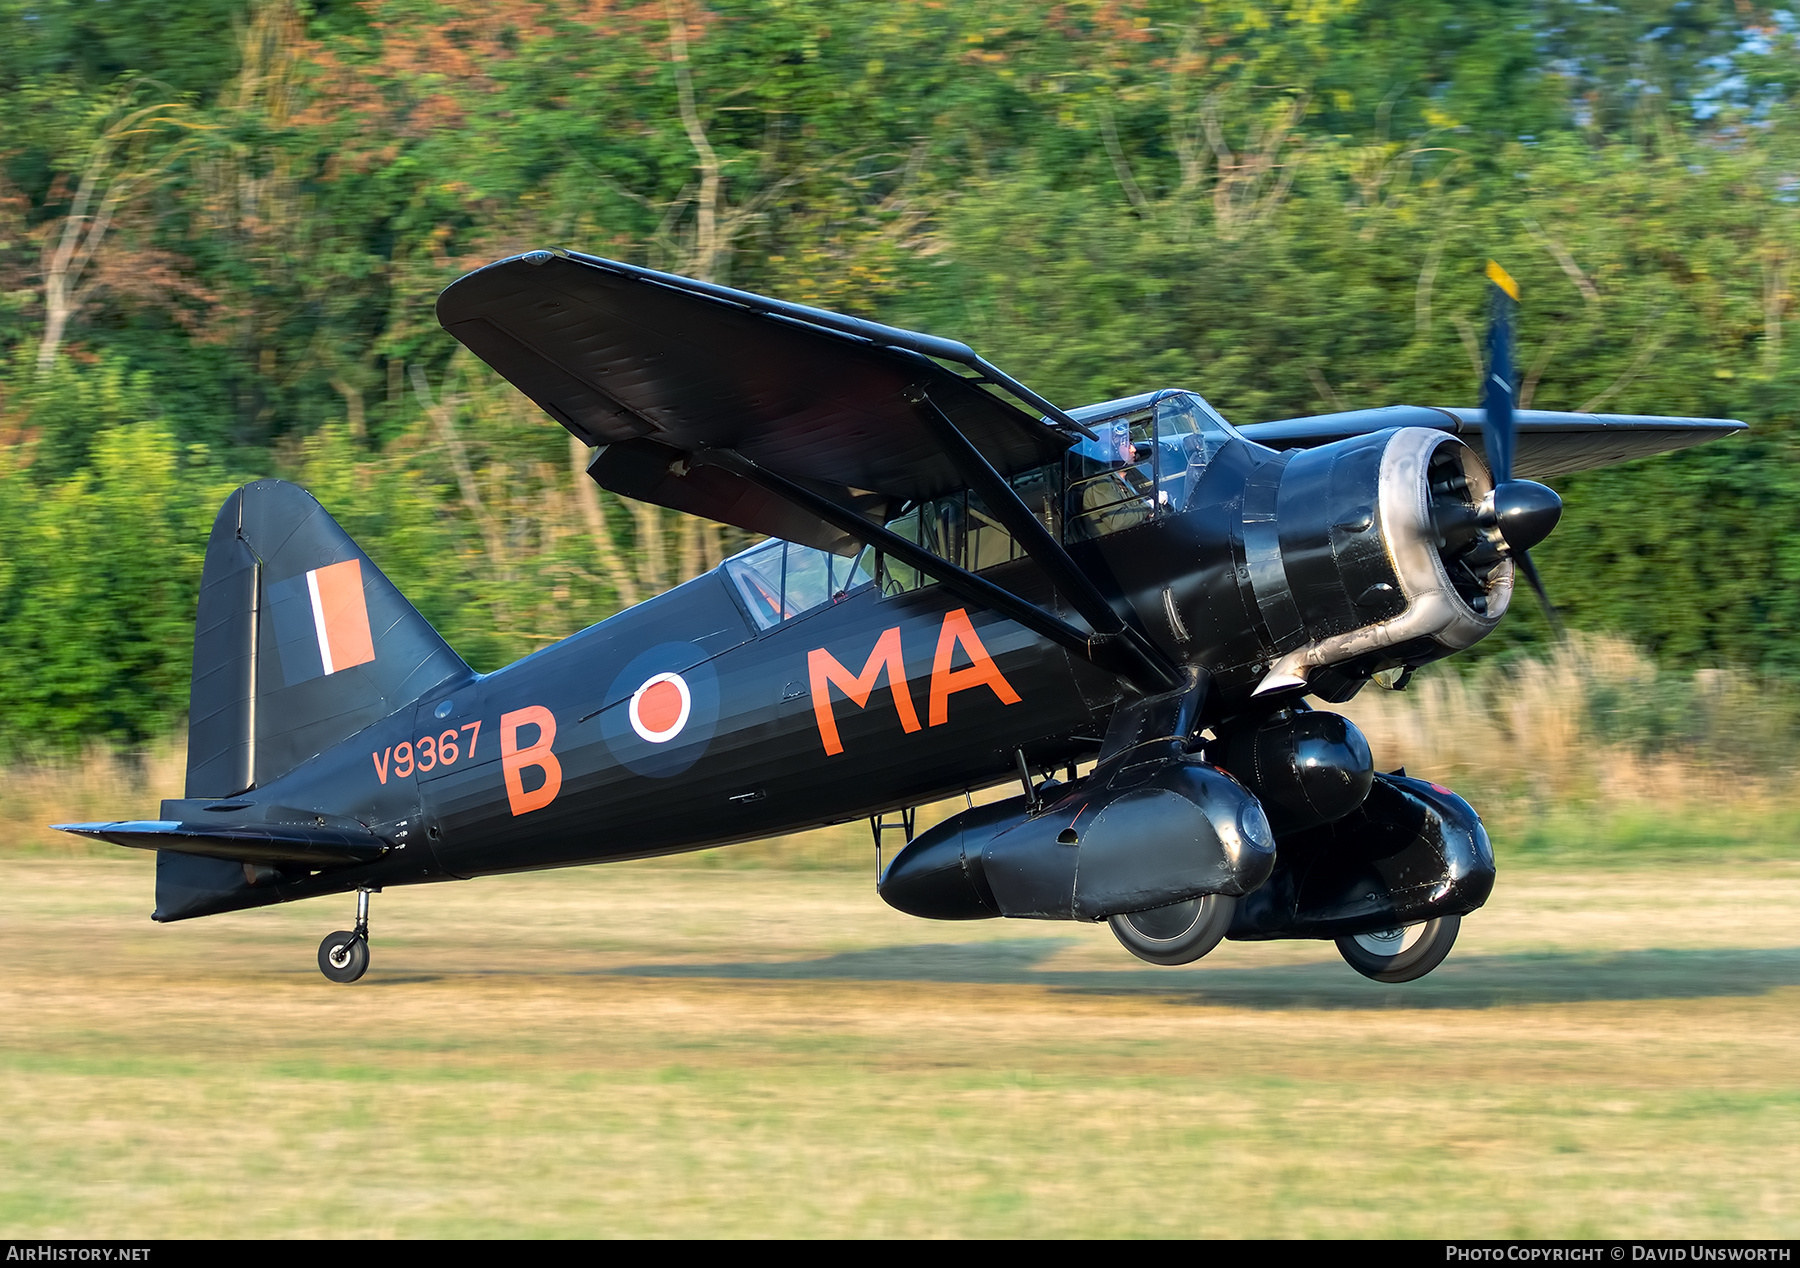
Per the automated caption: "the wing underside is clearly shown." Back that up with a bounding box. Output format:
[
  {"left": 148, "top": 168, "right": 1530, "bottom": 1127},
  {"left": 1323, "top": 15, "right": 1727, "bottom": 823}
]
[
  {"left": 438, "top": 250, "right": 1191, "bottom": 689},
  {"left": 438, "top": 250, "right": 1079, "bottom": 552}
]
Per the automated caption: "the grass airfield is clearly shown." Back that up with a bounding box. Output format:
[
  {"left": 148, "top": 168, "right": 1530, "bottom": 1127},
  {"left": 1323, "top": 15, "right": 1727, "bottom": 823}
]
[{"left": 2, "top": 851, "right": 1797, "bottom": 1238}]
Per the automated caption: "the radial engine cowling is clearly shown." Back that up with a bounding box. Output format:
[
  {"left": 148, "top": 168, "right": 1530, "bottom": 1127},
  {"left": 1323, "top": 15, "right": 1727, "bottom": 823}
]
[
  {"left": 1241, "top": 426, "right": 1513, "bottom": 695},
  {"left": 879, "top": 756, "right": 1276, "bottom": 922}
]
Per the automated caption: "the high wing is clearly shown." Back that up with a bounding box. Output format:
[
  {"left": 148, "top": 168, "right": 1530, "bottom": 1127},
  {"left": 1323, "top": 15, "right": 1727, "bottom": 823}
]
[
  {"left": 436, "top": 249, "right": 1085, "bottom": 556},
  {"left": 1237, "top": 405, "right": 1746, "bottom": 479},
  {"left": 438, "top": 249, "right": 1182, "bottom": 691},
  {"left": 437, "top": 252, "right": 1743, "bottom": 692}
]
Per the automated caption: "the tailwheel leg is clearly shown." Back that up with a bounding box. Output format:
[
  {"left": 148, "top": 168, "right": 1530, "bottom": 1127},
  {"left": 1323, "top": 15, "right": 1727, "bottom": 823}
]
[{"left": 317, "top": 887, "right": 375, "bottom": 983}]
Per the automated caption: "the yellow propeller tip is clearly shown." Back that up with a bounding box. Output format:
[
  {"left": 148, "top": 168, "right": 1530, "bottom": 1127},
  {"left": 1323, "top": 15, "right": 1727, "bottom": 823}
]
[{"left": 1486, "top": 259, "right": 1520, "bottom": 301}]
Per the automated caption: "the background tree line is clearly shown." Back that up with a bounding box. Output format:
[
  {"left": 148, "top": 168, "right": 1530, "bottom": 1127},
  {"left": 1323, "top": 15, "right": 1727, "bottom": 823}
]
[{"left": 3, "top": 0, "right": 1800, "bottom": 755}]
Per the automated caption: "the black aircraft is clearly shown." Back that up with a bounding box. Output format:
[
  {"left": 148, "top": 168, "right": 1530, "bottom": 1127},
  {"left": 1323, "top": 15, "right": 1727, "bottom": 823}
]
[{"left": 60, "top": 254, "right": 1743, "bottom": 983}]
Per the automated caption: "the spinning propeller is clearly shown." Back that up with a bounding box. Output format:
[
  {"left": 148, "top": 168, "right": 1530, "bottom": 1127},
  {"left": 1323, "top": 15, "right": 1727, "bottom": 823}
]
[{"left": 1431, "top": 261, "right": 1565, "bottom": 631}]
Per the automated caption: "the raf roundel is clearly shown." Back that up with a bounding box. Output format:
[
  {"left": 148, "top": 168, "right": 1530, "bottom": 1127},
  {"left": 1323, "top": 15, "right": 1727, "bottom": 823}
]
[{"left": 628, "top": 672, "right": 692, "bottom": 744}]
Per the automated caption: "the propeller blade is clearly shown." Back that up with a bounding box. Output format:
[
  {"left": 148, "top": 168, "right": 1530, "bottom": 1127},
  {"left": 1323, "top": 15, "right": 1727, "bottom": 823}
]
[
  {"left": 1513, "top": 550, "right": 1564, "bottom": 638},
  {"left": 1479, "top": 261, "right": 1563, "bottom": 634},
  {"left": 1482, "top": 259, "right": 1520, "bottom": 485}
]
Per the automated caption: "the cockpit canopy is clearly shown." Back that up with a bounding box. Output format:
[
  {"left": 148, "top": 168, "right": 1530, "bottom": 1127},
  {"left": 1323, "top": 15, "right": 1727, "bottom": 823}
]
[
  {"left": 878, "top": 389, "right": 1243, "bottom": 593},
  {"left": 1065, "top": 389, "right": 1240, "bottom": 542},
  {"left": 721, "top": 390, "right": 1243, "bottom": 628}
]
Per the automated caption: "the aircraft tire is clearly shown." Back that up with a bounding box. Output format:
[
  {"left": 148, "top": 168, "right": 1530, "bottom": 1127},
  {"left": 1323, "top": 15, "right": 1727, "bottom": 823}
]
[
  {"left": 1109, "top": 894, "right": 1236, "bottom": 966},
  {"left": 318, "top": 931, "right": 370, "bottom": 983},
  {"left": 1336, "top": 915, "right": 1460, "bottom": 983}
]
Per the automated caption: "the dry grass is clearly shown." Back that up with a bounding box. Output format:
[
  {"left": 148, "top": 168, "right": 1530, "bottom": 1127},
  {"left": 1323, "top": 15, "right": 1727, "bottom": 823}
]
[
  {"left": 5, "top": 638, "right": 1793, "bottom": 1236},
  {"left": 0, "top": 736, "right": 186, "bottom": 855},
  {"left": 1340, "top": 636, "right": 1800, "bottom": 863},
  {"left": 1346, "top": 634, "right": 1800, "bottom": 860},
  {"left": 0, "top": 856, "right": 1796, "bottom": 1237},
  {"left": 1343, "top": 636, "right": 1765, "bottom": 800}
]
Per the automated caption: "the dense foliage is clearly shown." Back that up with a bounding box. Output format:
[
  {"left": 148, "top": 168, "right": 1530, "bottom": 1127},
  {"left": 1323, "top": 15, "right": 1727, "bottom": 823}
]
[{"left": 3, "top": 0, "right": 1799, "bottom": 753}]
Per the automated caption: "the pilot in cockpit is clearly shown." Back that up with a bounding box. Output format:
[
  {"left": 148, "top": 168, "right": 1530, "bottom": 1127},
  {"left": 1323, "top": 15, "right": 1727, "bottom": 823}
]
[{"left": 1072, "top": 421, "right": 1157, "bottom": 539}]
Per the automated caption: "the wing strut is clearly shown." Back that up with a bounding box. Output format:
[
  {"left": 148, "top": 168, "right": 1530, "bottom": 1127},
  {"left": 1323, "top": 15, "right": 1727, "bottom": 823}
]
[
  {"left": 907, "top": 391, "right": 1182, "bottom": 693},
  {"left": 696, "top": 447, "right": 1177, "bottom": 693}
]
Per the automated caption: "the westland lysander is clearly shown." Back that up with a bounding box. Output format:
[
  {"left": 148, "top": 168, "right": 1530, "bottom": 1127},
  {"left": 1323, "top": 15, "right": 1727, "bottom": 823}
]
[{"left": 61, "top": 254, "right": 1742, "bottom": 983}]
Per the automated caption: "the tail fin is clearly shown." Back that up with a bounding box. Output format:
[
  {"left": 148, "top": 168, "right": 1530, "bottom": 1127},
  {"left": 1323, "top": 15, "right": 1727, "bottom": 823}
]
[{"left": 185, "top": 479, "right": 472, "bottom": 797}]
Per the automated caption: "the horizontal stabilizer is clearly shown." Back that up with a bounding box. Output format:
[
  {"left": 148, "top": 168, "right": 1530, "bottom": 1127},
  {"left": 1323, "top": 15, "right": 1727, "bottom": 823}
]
[{"left": 54, "top": 819, "right": 387, "bottom": 868}]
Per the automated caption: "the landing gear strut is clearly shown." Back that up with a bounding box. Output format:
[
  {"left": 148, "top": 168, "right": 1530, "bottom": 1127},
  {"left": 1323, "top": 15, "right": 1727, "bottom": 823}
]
[{"left": 317, "top": 887, "right": 375, "bottom": 983}]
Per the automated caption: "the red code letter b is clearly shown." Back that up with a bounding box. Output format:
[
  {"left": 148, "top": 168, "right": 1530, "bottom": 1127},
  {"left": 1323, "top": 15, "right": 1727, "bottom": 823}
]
[{"left": 500, "top": 706, "right": 562, "bottom": 816}]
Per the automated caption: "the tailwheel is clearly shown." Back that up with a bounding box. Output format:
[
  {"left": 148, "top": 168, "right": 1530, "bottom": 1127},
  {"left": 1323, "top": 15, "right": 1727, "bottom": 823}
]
[
  {"left": 317, "top": 931, "right": 370, "bottom": 983},
  {"left": 1336, "top": 914, "right": 1460, "bottom": 983},
  {"left": 1109, "top": 893, "right": 1236, "bottom": 966},
  {"left": 317, "top": 886, "right": 375, "bottom": 983}
]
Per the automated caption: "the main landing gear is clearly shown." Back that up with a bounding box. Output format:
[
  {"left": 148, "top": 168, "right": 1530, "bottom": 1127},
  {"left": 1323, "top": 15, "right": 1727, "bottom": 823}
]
[
  {"left": 317, "top": 887, "right": 376, "bottom": 983},
  {"left": 1109, "top": 902, "right": 1463, "bottom": 982},
  {"left": 1335, "top": 915, "right": 1460, "bottom": 983},
  {"left": 1110, "top": 894, "right": 1238, "bottom": 966}
]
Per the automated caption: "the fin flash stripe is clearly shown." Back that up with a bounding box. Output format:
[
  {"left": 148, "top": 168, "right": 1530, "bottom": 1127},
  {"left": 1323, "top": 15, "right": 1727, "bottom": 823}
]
[{"left": 306, "top": 559, "right": 376, "bottom": 675}]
